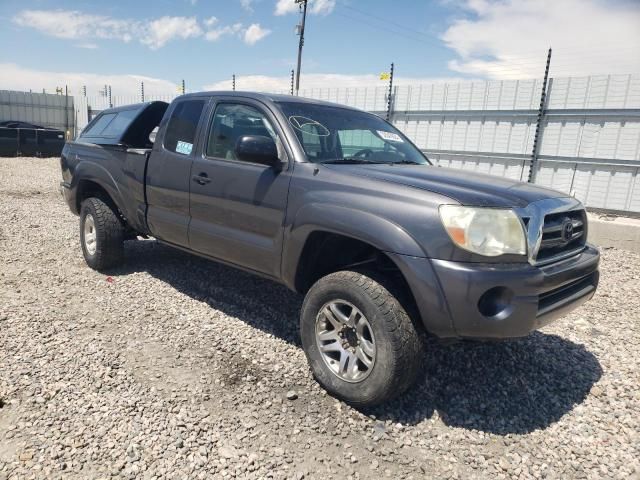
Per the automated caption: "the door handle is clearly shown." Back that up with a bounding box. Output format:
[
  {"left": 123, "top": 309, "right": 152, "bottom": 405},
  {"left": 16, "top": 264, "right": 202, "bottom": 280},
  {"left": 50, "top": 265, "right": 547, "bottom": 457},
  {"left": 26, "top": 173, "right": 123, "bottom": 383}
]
[{"left": 192, "top": 173, "right": 211, "bottom": 185}]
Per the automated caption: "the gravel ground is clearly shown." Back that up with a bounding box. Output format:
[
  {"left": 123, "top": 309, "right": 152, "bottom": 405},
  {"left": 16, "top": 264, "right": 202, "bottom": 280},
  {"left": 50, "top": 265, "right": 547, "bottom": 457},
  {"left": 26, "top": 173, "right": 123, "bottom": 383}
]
[{"left": 1, "top": 157, "right": 639, "bottom": 480}]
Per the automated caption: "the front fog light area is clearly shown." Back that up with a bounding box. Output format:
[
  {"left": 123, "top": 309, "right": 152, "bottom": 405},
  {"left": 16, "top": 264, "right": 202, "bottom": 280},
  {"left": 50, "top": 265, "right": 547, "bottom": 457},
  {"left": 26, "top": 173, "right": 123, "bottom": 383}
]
[
  {"left": 477, "top": 286, "right": 514, "bottom": 320},
  {"left": 439, "top": 205, "right": 527, "bottom": 257}
]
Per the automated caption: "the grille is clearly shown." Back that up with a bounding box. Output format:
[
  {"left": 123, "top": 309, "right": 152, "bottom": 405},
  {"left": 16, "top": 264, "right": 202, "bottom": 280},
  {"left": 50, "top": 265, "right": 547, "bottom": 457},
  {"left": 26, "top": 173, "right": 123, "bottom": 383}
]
[{"left": 535, "top": 209, "right": 586, "bottom": 262}]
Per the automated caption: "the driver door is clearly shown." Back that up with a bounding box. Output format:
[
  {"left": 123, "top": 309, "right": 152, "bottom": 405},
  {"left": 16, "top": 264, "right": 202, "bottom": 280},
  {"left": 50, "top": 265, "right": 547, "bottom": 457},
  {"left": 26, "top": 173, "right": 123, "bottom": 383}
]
[{"left": 188, "top": 98, "right": 292, "bottom": 278}]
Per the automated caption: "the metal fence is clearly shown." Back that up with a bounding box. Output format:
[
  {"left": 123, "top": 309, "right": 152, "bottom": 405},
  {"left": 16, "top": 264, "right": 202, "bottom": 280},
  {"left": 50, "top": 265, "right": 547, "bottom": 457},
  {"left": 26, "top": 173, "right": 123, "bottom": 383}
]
[
  {"left": 0, "top": 90, "right": 75, "bottom": 134},
  {"left": 297, "top": 74, "right": 640, "bottom": 214},
  {"left": 31, "top": 74, "right": 640, "bottom": 214}
]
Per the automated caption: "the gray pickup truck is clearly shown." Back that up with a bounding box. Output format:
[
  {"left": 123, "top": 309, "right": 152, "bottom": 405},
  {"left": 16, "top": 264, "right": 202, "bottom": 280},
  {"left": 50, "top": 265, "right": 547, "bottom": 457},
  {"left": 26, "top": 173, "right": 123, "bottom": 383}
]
[{"left": 60, "top": 92, "right": 600, "bottom": 406}]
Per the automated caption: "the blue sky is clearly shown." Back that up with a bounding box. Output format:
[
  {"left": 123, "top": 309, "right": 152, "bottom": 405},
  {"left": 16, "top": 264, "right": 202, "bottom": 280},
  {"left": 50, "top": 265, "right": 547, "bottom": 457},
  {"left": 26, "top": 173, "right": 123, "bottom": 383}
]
[{"left": 1, "top": 0, "right": 639, "bottom": 95}]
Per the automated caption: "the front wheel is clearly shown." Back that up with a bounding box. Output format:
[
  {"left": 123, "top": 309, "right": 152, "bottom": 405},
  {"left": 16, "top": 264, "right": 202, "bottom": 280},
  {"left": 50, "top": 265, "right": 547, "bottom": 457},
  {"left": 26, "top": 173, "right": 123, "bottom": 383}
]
[
  {"left": 79, "top": 197, "right": 124, "bottom": 271},
  {"left": 300, "top": 270, "right": 423, "bottom": 407}
]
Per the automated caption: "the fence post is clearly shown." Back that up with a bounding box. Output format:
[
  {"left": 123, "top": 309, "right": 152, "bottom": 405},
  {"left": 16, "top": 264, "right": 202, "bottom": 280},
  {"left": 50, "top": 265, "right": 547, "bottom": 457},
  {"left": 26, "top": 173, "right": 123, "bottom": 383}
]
[
  {"left": 528, "top": 48, "right": 552, "bottom": 183},
  {"left": 386, "top": 62, "right": 394, "bottom": 121},
  {"left": 64, "top": 85, "right": 69, "bottom": 139}
]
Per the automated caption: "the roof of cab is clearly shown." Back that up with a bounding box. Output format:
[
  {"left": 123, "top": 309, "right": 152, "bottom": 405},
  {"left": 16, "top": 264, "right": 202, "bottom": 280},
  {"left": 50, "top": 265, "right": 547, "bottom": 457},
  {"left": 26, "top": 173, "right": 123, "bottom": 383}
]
[{"left": 179, "top": 91, "right": 363, "bottom": 111}]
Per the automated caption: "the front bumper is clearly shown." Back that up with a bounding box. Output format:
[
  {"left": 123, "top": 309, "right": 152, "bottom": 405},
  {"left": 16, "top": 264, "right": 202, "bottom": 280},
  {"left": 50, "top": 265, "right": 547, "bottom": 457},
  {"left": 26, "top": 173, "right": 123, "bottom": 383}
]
[{"left": 388, "top": 244, "right": 600, "bottom": 339}]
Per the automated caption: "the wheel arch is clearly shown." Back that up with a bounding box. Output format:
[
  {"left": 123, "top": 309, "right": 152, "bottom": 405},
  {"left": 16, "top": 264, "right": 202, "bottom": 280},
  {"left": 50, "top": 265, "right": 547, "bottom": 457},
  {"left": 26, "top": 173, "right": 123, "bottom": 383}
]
[
  {"left": 72, "top": 161, "right": 124, "bottom": 217},
  {"left": 282, "top": 203, "right": 427, "bottom": 292}
]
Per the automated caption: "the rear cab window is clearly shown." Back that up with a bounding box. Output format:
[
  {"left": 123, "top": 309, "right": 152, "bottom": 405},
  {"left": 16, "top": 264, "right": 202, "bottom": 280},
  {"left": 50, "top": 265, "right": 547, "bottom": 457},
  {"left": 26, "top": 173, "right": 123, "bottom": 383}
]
[{"left": 163, "top": 100, "right": 206, "bottom": 155}]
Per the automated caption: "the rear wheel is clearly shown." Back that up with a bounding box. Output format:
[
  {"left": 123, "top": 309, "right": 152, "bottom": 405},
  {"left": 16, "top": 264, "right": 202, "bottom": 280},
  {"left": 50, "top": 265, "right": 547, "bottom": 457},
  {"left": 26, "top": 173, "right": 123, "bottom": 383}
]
[
  {"left": 300, "top": 270, "right": 423, "bottom": 407},
  {"left": 79, "top": 197, "right": 124, "bottom": 271}
]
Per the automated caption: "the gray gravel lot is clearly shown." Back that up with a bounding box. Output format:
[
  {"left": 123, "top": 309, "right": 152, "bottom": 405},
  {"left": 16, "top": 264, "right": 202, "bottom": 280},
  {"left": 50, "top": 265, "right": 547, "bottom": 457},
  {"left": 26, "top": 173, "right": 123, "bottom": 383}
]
[{"left": 1, "top": 157, "right": 639, "bottom": 479}]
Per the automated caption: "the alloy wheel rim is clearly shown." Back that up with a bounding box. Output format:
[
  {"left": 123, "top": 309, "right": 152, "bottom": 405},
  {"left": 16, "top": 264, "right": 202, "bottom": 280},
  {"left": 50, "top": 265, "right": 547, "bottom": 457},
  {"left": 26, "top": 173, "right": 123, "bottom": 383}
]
[
  {"left": 83, "top": 214, "right": 97, "bottom": 256},
  {"left": 315, "top": 300, "right": 376, "bottom": 383}
]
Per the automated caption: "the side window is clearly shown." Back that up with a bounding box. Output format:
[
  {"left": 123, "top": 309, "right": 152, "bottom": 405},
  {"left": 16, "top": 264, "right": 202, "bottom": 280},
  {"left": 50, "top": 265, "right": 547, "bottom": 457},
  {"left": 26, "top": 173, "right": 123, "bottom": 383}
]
[
  {"left": 206, "top": 103, "right": 278, "bottom": 161},
  {"left": 163, "top": 100, "right": 206, "bottom": 155}
]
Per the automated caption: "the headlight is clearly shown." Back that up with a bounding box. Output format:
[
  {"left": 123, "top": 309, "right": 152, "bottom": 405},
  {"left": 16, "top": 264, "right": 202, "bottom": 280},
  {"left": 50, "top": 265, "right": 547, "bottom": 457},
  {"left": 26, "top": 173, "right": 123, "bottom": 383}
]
[{"left": 439, "top": 205, "right": 526, "bottom": 256}]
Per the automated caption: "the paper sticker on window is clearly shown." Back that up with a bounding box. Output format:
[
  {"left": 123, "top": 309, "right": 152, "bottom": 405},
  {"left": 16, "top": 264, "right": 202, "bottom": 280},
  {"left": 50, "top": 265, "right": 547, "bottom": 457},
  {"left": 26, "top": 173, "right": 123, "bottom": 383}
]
[
  {"left": 376, "top": 130, "right": 403, "bottom": 143},
  {"left": 176, "top": 141, "right": 193, "bottom": 155}
]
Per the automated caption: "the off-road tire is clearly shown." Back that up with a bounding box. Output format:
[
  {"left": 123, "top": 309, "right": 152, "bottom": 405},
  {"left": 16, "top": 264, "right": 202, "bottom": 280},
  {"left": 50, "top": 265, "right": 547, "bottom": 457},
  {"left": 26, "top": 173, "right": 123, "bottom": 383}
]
[
  {"left": 300, "top": 270, "right": 423, "bottom": 407},
  {"left": 79, "top": 197, "right": 124, "bottom": 271}
]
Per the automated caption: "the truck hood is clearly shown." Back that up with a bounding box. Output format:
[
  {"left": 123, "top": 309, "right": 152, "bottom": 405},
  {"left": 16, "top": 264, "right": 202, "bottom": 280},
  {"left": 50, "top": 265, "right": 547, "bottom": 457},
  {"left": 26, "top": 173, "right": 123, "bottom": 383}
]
[{"left": 323, "top": 163, "right": 567, "bottom": 208}]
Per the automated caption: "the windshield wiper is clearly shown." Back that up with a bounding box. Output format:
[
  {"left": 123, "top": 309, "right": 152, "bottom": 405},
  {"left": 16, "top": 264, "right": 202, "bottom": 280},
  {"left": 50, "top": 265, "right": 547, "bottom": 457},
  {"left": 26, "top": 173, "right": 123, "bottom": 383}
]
[
  {"left": 392, "top": 160, "right": 423, "bottom": 165},
  {"left": 319, "top": 157, "right": 386, "bottom": 165}
]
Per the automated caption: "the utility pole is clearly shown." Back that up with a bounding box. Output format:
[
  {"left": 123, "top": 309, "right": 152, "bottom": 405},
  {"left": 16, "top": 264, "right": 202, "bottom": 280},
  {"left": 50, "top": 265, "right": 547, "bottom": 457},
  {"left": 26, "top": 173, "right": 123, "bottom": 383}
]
[
  {"left": 294, "top": 0, "right": 308, "bottom": 95},
  {"left": 290, "top": 69, "right": 294, "bottom": 95},
  {"left": 528, "top": 48, "right": 552, "bottom": 183},
  {"left": 140, "top": 82, "right": 145, "bottom": 102},
  {"left": 385, "top": 63, "right": 395, "bottom": 121},
  {"left": 232, "top": 74, "right": 236, "bottom": 91}
]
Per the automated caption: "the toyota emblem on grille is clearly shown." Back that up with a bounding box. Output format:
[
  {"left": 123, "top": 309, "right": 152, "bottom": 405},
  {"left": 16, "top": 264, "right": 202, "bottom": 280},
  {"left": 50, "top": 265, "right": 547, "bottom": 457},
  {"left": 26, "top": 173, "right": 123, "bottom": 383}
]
[{"left": 561, "top": 219, "right": 574, "bottom": 242}]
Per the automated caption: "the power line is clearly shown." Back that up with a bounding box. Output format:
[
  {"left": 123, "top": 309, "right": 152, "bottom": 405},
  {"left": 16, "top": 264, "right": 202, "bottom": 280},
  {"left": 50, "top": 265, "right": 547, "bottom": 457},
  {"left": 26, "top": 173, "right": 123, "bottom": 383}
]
[
  {"left": 335, "top": 12, "right": 447, "bottom": 48},
  {"left": 340, "top": 4, "right": 638, "bottom": 60},
  {"left": 343, "top": 5, "right": 442, "bottom": 46},
  {"left": 338, "top": 5, "right": 638, "bottom": 72}
]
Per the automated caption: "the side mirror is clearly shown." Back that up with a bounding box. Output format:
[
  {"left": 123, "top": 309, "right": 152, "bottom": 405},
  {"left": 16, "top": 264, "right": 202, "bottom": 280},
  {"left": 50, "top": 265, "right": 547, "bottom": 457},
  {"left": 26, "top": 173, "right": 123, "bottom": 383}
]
[{"left": 235, "top": 135, "right": 282, "bottom": 169}]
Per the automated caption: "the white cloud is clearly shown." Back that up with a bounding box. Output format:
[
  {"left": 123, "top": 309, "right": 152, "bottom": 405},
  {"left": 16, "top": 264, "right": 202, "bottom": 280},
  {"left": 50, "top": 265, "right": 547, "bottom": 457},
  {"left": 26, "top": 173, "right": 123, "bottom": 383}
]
[
  {"left": 275, "top": 0, "right": 336, "bottom": 16},
  {"left": 141, "top": 16, "right": 202, "bottom": 49},
  {"left": 204, "top": 16, "right": 218, "bottom": 27},
  {"left": 204, "top": 73, "right": 467, "bottom": 92},
  {"left": 13, "top": 10, "right": 135, "bottom": 42},
  {"left": 309, "top": 0, "right": 336, "bottom": 15},
  {"left": 12, "top": 9, "right": 272, "bottom": 50},
  {"left": 442, "top": 0, "right": 640, "bottom": 79},
  {"left": 243, "top": 24, "right": 271, "bottom": 45},
  {"left": 0, "top": 63, "right": 178, "bottom": 97},
  {"left": 240, "top": 0, "right": 255, "bottom": 12},
  {"left": 274, "top": 0, "right": 298, "bottom": 16},
  {"left": 76, "top": 43, "right": 99, "bottom": 50},
  {"left": 204, "top": 22, "right": 270, "bottom": 45},
  {"left": 205, "top": 23, "right": 244, "bottom": 41}
]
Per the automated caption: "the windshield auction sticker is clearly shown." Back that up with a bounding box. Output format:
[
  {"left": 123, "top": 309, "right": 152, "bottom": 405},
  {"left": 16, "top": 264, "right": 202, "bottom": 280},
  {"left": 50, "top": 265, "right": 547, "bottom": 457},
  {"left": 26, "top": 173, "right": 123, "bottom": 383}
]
[{"left": 376, "top": 130, "right": 404, "bottom": 142}]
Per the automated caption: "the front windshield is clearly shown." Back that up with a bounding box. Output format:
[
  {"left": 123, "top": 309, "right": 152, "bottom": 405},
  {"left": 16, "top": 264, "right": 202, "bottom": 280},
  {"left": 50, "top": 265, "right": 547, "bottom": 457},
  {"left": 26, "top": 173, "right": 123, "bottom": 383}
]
[{"left": 276, "top": 102, "right": 430, "bottom": 165}]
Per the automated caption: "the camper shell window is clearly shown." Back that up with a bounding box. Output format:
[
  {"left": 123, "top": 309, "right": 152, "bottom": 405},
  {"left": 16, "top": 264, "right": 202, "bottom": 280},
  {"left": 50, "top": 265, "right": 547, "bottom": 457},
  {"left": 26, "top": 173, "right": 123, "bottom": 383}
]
[{"left": 78, "top": 101, "right": 169, "bottom": 148}]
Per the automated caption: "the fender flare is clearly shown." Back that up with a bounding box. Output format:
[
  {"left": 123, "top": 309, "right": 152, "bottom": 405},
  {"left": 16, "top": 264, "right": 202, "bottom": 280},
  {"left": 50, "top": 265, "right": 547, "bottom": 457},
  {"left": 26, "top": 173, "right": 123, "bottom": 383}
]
[
  {"left": 70, "top": 160, "right": 125, "bottom": 215},
  {"left": 281, "top": 202, "right": 427, "bottom": 289}
]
